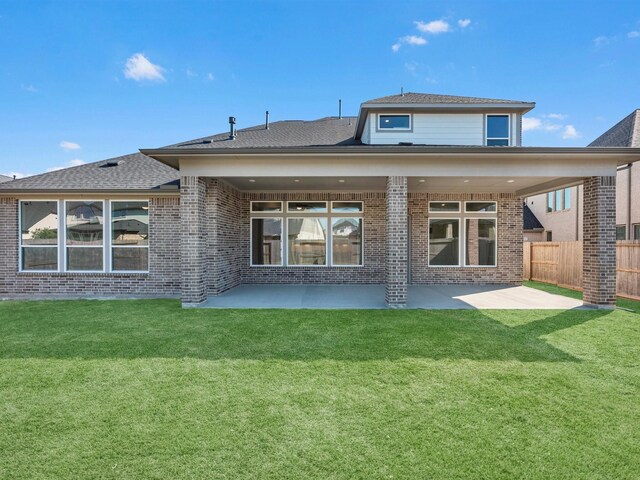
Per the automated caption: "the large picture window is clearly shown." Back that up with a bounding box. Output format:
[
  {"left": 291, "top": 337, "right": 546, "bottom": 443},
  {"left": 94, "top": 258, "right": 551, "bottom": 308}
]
[
  {"left": 20, "top": 201, "right": 59, "bottom": 271},
  {"left": 111, "top": 201, "right": 149, "bottom": 271},
  {"left": 429, "top": 219, "right": 460, "bottom": 266},
  {"left": 251, "top": 218, "right": 282, "bottom": 266},
  {"left": 288, "top": 218, "right": 328, "bottom": 265},
  {"left": 332, "top": 217, "right": 362, "bottom": 266},
  {"left": 65, "top": 200, "right": 104, "bottom": 271},
  {"left": 465, "top": 218, "right": 496, "bottom": 266}
]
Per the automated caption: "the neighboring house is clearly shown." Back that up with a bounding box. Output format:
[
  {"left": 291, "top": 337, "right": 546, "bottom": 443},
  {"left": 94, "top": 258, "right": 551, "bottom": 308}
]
[
  {"left": 525, "top": 109, "right": 640, "bottom": 241},
  {"left": 1, "top": 92, "right": 639, "bottom": 308},
  {"left": 523, "top": 204, "right": 544, "bottom": 241}
]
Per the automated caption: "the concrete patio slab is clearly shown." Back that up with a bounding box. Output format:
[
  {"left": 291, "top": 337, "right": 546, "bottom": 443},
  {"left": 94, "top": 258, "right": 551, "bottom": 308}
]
[{"left": 201, "top": 284, "right": 585, "bottom": 310}]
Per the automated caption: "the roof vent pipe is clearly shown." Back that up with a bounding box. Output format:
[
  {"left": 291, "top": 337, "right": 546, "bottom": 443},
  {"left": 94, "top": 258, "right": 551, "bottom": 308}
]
[
  {"left": 339, "top": 99, "right": 342, "bottom": 119},
  {"left": 401, "top": 87, "right": 404, "bottom": 96},
  {"left": 228, "top": 116, "right": 236, "bottom": 140},
  {"left": 265, "top": 111, "right": 269, "bottom": 129}
]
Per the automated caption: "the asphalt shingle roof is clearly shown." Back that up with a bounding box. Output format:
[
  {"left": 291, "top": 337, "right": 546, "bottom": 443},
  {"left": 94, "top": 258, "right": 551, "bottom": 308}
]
[
  {"left": 0, "top": 174, "right": 13, "bottom": 183},
  {"left": 160, "top": 117, "right": 358, "bottom": 150},
  {"left": 523, "top": 204, "right": 544, "bottom": 230},
  {"left": 0, "top": 153, "right": 179, "bottom": 192},
  {"left": 589, "top": 109, "right": 640, "bottom": 147},
  {"left": 363, "top": 92, "right": 532, "bottom": 105}
]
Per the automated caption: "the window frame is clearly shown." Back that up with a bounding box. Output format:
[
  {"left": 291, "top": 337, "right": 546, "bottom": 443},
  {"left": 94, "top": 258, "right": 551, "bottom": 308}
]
[
  {"left": 330, "top": 201, "right": 364, "bottom": 213},
  {"left": 63, "top": 199, "right": 106, "bottom": 273},
  {"left": 18, "top": 199, "right": 61, "bottom": 273},
  {"left": 331, "top": 216, "right": 364, "bottom": 267},
  {"left": 616, "top": 225, "right": 627, "bottom": 241},
  {"left": 286, "top": 216, "right": 329, "bottom": 267},
  {"left": 428, "top": 201, "right": 461, "bottom": 214},
  {"left": 427, "top": 217, "right": 461, "bottom": 267},
  {"left": 464, "top": 201, "right": 498, "bottom": 214},
  {"left": 286, "top": 201, "right": 328, "bottom": 213},
  {"left": 463, "top": 217, "right": 498, "bottom": 267},
  {"left": 377, "top": 113, "right": 412, "bottom": 132},
  {"left": 250, "top": 216, "right": 284, "bottom": 267},
  {"left": 250, "top": 200, "right": 283, "bottom": 213},
  {"left": 485, "top": 114, "right": 511, "bottom": 146},
  {"left": 109, "top": 199, "right": 150, "bottom": 273}
]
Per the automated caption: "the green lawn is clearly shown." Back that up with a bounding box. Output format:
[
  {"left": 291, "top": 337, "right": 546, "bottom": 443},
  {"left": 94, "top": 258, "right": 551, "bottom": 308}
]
[
  {"left": 525, "top": 280, "right": 640, "bottom": 312},
  {"left": 1, "top": 300, "right": 639, "bottom": 479}
]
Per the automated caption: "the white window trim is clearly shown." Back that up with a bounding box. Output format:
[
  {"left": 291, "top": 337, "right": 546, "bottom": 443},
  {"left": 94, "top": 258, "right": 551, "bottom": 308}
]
[
  {"left": 18, "top": 199, "right": 60, "bottom": 273},
  {"left": 109, "top": 200, "right": 150, "bottom": 273},
  {"left": 485, "top": 114, "right": 511, "bottom": 146},
  {"left": 463, "top": 216, "right": 498, "bottom": 268},
  {"left": 427, "top": 218, "right": 461, "bottom": 267},
  {"left": 250, "top": 216, "right": 284, "bottom": 267},
  {"left": 428, "top": 201, "right": 461, "bottom": 214},
  {"left": 286, "top": 217, "right": 329, "bottom": 267},
  {"left": 377, "top": 113, "right": 412, "bottom": 131},
  {"left": 463, "top": 201, "right": 498, "bottom": 214},
  {"left": 331, "top": 216, "right": 364, "bottom": 267},
  {"left": 63, "top": 199, "right": 106, "bottom": 273},
  {"left": 250, "top": 200, "right": 283, "bottom": 213},
  {"left": 286, "top": 201, "right": 328, "bottom": 214},
  {"left": 330, "top": 201, "right": 364, "bottom": 214}
]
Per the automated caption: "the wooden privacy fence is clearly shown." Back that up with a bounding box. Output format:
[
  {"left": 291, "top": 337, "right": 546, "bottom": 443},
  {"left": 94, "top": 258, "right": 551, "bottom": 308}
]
[{"left": 523, "top": 241, "right": 640, "bottom": 301}]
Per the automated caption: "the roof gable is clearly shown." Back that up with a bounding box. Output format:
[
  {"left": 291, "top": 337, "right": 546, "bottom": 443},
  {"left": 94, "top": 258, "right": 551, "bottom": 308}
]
[
  {"left": 589, "top": 109, "right": 640, "bottom": 147},
  {"left": 363, "top": 92, "right": 533, "bottom": 105}
]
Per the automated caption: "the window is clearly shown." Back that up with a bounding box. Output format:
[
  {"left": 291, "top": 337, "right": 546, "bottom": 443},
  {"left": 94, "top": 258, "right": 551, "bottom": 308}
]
[
  {"left": 465, "top": 201, "right": 497, "bottom": 213},
  {"left": 546, "top": 231, "right": 553, "bottom": 241},
  {"left": 634, "top": 224, "right": 640, "bottom": 240},
  {"left": 547, "top": 192, "right": 554, "bottom": 213},
  {"left": 486, "top": 115, "right": 510, "bottom": 146},
  {"left": 555, "top": 190, "right": 564, "bottom": 211},
  {"left": 564, "top": 188, "right": 571, "bottom": 209},
  {"left": 616, "top": 225, "right": 627, "bottom": 241},
  {"left": 332, "top": 218, "right": 362, "bottom": 266},
  {"left": 251, "top": 218, "right": 282, "bottom": 266},
  {"left": 287, "top": 201, "right": 327, "bottom": 213},
  {"left": 111, "top": 201, "right": 149, "bottom": 271},
  {"left": 465, "top": 218, "right": 496, "bottom": 266},
  {"left": 378, "top": 114, "right": 411, "bottom": 130},
  {"left": 429, "top": 219, "right": 460, "bottom": 266},
  {"left": 251, "top": 201, "right": 282, "bottom": 213},
  {"left": 429, "top": 201, "right": 460, "bottom": 213},
  {"left": 288, "top": 218, "right": 327, "bottom": 265},
  {"left": 331, "top": 201, "right": 363, "bottom": 213},
  {"left": 65, "top": 201, "right": 104, "bottom": 271},
  {"left": 20, "top": 201, "right": 59, "bottom": 271}
]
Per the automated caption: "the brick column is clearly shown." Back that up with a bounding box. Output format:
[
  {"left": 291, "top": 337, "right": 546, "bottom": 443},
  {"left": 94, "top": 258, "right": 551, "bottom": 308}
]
[
  {"left": 181, "top": 175, "right": 207, "bottom": 306},
  {"left": 582, "top": 176, "right": 616, "bottom": 307},
  {"left": 386, "top": 176, "right": 408, "bottom": 307}
]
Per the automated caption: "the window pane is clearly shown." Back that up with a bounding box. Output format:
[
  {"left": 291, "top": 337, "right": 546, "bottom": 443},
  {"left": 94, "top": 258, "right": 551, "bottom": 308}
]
[
  {"left": 547, "top": 192, "right": 554, "bottom": 213},
  {"left": 251, "top": 201, "right": 282, "bottom": 212},
  {"left": 22, "top": 247, "right": 57, "bottom": 271},
  {"left": 112, "top": 201, "right": 149, "bottom": 246},
  {"left": 616, "top": 226, "right": 627, "bottom": 241},
  {"left": 466, "top": 219, "right": 496, "bottom": 266},
  {"left": 332, "top": 218, "right": 362, "bottom": 266},
  {"left": 634, "top": 224, "right": 640, "bottom": 240},
  {"left": 429, "top": 219, "right": 459, "bottom": 266},
  {"left": 555, "top": 190, "right": 563, "bottom": 211},
  {"left": 429, "top": 202, "right": 459, "bottom": 212},
  {"left": 21, "top": 201, "right": 58, "bottom": 245},
  {"left": 67, "top": 247, "right": 103, "bottom": 271},
  {"left": 66, "top": 201, "right": 104, "bottom": 245},
  {"left": 379, "top": 115, "right": 410, "bottom": 129},
  {"left": 487, "top": 115, "right": 509, "bottom": 138},
  {"left": 466, "top": 202, "right": 496, "bottom": 213},
  {"left": 487, "top": 139, "right": 509, "bottom": 146},
  {"left": 288, "top": 218, "right": 327, "bottom": 265},
  {"left": 332, "top": 201, "right": 363, "bottom": 213},
  {"left": 251, "top": 218, "right": 282, "bottom": 265},
  {"left": 113, "top": 247, "right": 148, "bottom": 271},
  {"left": 564, "top": 188, "right": 571, "bottom": 209},
  {"left": 287, "top": 202, "right": 327, "bottom": 213}
]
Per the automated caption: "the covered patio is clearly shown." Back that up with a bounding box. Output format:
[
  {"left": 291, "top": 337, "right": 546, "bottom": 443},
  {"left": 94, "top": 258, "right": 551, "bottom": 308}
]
[{"left": 200, "top": 284, "right": 585, "bottom": 310}]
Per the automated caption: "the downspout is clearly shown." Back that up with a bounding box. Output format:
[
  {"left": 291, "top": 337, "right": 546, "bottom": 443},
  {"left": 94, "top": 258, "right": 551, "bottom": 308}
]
[
  {"left": 628, "top": 163, "right": 632, "bottom": 240},
  {"left": 575, "top": 185, "right": 579, "bottom": 241}
]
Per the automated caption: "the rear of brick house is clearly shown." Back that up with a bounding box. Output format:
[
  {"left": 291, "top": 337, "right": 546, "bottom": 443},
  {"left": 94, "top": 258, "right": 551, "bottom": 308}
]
[{"left": 1, "top": 92, "right": 638, "bottom": 308}]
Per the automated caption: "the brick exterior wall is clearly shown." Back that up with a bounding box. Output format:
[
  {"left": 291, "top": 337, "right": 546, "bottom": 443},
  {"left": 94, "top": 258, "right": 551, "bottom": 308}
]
[
  {"left": 180, "top": 176, "right": 207, "bottom": 305},
  {"left": 386, "top": 176, "right": 408, "bottom": 307},
  {"left": 583, "top": 176, "right": 617, "bottom": 307},
  {"left": 0, "top": 196, "right": 181, "bottom": 298},
  {"left": 240, "top": 192, "right": 386, "bottom": 284},
  {"left": 409, "top": 193, "right": 523, "bottom": 284}
]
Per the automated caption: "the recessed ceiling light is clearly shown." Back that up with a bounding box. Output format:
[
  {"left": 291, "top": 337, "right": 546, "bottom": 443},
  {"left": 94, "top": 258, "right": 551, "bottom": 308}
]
[
  {"left": 248, "top": 179, "right": 256, "bottom": 183},
  {"left": 418, "top": 179, "right": 426, "bottom": 183},
  {"left": 463, "top": 179, "right": 470, "bottom": 183},
  {"left": 338, "top": 179, "right": 345, "bottom": 183},
  {"left": 507, "top": 179, "right": 515, "bottom": 183},
  {"left": 294, "top": 179, "right": 300, "bottom": 183}
]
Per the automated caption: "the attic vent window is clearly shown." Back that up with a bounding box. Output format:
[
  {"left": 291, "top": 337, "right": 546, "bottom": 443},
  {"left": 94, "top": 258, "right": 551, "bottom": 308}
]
[{"left": 378, "top": 114, "right": 411, "bottom": 130}]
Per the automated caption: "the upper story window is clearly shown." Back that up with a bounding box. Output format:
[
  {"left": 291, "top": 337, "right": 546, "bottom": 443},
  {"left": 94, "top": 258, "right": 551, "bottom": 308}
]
[
  {"left": 378, "top": 114, "right": 411, "bottom": 130},
  {"left": 486, "top": 115, "right": 510, "bottom": 146}
]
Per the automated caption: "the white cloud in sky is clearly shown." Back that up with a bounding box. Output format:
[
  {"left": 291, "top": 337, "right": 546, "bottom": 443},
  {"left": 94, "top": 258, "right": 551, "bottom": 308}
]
[
  {"left": 629, "top": 31, "right": 640, "bottom": 38},
  {"left": 415, "top": 19, "right": 451, "bottom": 34},
  {"left": 522, "top": 117, "right": 542, "bottom": 132},
  {"left": 593, "top": 35, "right": 611, "bottom": 47},
  {"left": 21, "top": 84, "right": 38, "bottom": 93},
  {"left": 123, "top": 53, "right": 166, "bottom": 82},
  {"left": 186, "top": 69, "right": 197, "bottom": 77},
  {"left": 544, "top": 113, "right": 567, "bottom": 120},
  {"left": 206, "top": 73, "right": 215, "bottom": 81},
  {"left": 46, "top": 159, "right": 86, "bottom": 172},
  {"left": 59, "top": 141, "right": 81, "bottom": 151},
  {"left": 392, "top": 35, "right": 427, "bottom": 52},
  {"left": 562, "top": 125, "right": 581, "bottom": 139},
  {"left": 458, "top": 19, "right": 471, "bottom": 28},
  {"left": 1, "top": 171, "right": 31, "bottom": 179}
]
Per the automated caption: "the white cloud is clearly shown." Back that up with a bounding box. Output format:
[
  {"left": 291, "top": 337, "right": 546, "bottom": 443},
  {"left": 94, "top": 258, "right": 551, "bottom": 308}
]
[
  {"left": 391, "top": 43, "right": 402, "bottom": 52},
  {"left": 21, "top": 84, "right": 38, "bottom": 93},
  {"left": 593, "top": 35, "right": 611, "bottom": 47},
  {"left": 1, "top": 171, "right": 30, "bottom": 179},
  {"left": 629, "top": 31, "right": 640, "bottom": 38},
  {"left": 458, "top": 19, "right": 471, "bottom": 28},
  {"left": 206, "top": 72, "right": 215, "bottom": 81},
  {"left": 544, "top": 113, "right": 567, "bottom": 120},
  {"left": 415, "top": 19, "right": 451, "bottom": 34},
  {"left": 46, "top": 159, "right": 85, "bottom": 172},
  {"left": 59, "top": 141, "right": 81, "bottom": 151},
  {"left": 186, "top": 69, "right": 197, "bottom": 77},
  {"left": 404, "top": 62, "right": 418, "bottom": 73},
  {"left": 522, "top": 116, "right": 563, "bottom": 132},
  {"left": 123, "top": 53, "right": 166, "bottom": 82},
  {"left": 391, "top": 35, "right": 427, "bottom": 51},
  {"left": 562, "top": 125, "right": 581, "bottom": 139}
]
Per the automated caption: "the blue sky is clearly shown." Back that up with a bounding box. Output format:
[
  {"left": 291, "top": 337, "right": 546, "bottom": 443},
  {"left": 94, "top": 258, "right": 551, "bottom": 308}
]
[{"left": 1, "top": 0, "right": 639, "bottom": 177}]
